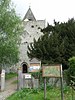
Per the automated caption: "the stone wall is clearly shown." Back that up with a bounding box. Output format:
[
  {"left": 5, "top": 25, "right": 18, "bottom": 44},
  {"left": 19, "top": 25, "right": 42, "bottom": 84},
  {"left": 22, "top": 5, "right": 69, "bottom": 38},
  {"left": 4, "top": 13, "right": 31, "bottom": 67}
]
[{"left": 18, "top": 20, "right": 45, "bottom": 66}]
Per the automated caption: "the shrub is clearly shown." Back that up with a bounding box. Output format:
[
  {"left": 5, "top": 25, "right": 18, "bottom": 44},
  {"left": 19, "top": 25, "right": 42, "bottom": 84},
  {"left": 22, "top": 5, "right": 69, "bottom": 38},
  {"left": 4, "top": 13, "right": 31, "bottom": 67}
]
[{"left": 68, "top": 57, "right": 75, "bottom": 88}]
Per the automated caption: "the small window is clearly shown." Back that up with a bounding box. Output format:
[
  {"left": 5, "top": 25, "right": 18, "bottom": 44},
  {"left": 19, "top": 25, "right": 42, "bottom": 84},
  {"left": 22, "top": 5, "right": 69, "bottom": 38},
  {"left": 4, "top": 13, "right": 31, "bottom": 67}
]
[
  {"left": 38, "top": 27, "right": 41, "bottom": 29},
  {"left": 29, "top": 19, "right": 32, "bottom": 21},
  {"left": 31, "top": 25, "right": 34, "bottom": 28},
  {"left": 23, "top": 42, "right": 28, "bottom": 44}
]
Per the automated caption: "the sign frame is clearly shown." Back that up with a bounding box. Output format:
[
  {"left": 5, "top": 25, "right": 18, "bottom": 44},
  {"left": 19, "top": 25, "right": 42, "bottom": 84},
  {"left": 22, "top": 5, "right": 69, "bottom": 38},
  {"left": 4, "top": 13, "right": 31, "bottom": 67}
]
[
  {"left": 28, "top": 63, "right": 41, "bottom": 73},
  {"left": 24, "top": 73, "right": 31, "bottom": 79},
  {"left": 42, "top": 64, "right": 63, "bottom": 100},
  {"left": 42, "top": 64, "right": 62, "bottom": 78}
]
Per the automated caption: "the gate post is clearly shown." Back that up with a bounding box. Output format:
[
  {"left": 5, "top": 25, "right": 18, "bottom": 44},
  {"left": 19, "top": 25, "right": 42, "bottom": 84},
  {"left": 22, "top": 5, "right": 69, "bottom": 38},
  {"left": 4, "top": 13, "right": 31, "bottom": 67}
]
[{"left": 1, "top": 69, "right": 5, "bottom": 91}]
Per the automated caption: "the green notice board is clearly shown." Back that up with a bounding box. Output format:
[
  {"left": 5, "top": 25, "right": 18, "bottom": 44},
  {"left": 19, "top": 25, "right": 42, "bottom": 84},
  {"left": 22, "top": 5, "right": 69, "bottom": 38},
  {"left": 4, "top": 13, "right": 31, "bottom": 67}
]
[{"left": 42, "top": 64, "right": 62, "bottom": 78}]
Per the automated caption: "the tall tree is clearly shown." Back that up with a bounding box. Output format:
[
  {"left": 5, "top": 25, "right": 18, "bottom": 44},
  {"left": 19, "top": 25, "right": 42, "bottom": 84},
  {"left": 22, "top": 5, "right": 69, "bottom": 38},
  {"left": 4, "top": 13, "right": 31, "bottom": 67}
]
[
  {"left": 27, "top": 18, "right": 75, "bottom": 69},
  {"left": 0, "top": 0, "right": 23, "bottom": 68}
]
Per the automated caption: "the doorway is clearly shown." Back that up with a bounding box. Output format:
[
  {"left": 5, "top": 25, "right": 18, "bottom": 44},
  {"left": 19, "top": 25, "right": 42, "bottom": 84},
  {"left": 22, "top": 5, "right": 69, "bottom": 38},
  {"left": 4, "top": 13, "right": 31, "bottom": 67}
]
[{"left": 22, "top": 62, "right": 28, "bottom": 73}]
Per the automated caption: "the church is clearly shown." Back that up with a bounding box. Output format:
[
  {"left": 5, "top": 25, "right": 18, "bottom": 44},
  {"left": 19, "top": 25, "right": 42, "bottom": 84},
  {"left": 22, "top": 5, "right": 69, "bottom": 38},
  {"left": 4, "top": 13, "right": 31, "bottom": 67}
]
[{"left": 18, "top": 7, "right": 45, "bottom": 71}]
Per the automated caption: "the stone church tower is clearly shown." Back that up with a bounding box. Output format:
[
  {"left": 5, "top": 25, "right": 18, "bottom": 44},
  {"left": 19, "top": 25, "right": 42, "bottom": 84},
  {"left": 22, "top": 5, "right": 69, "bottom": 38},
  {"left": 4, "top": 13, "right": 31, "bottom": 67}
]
[{"left": 19, "top": 7, "right": 45, "bottom": 69}]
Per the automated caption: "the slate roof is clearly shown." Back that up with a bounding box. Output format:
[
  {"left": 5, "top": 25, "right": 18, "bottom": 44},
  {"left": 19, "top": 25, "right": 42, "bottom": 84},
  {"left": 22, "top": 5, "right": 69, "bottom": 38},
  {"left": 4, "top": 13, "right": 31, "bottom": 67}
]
[{"left": 23, "top": 7, "right": 36, "bottom": 21}]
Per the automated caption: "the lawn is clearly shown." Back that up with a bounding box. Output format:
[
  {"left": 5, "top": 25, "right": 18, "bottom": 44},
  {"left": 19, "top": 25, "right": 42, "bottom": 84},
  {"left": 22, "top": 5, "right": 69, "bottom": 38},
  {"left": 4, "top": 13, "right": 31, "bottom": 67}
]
[{"left": 6, "top": 86, "right": 75, "bottom": 100}]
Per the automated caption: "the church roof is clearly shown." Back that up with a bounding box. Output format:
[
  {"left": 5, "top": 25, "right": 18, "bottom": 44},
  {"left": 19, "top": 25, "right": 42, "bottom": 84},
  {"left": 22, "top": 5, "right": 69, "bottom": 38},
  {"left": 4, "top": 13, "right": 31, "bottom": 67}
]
[
  {"left": 29, "top": 58, "right": 41, "bottom": 64},
  {"left": 23, "top": 7, "right": 36, "bottom": 21}
]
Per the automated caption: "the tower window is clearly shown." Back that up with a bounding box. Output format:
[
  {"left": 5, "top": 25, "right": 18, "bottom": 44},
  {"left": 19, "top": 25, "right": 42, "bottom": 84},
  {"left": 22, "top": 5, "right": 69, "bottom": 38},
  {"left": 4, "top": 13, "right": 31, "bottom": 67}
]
[
  {"left": 29, "top": 19, "right": 32, "bottom": 21},
  {"left": 31, "top": 25, "right": 34, "bottom": 28},
  {"left": 38, "top": 27, "right": 41, "bottom": 29}
]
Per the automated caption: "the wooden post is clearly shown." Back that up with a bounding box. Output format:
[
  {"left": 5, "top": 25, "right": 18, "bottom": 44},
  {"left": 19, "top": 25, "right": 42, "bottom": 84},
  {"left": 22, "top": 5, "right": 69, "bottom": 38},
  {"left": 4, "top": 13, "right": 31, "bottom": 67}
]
[
  {"left": 44, "top": 77, "right": 46, "bottom": 100},
  {"left": 60, "top": 65, "right": 64, "bottom": 100},
  {"left": 18, "top": 69, "right": 23, "bottom": 90},
  {"left": 60, "top": 77, "right": 64, "bottom": 100}
]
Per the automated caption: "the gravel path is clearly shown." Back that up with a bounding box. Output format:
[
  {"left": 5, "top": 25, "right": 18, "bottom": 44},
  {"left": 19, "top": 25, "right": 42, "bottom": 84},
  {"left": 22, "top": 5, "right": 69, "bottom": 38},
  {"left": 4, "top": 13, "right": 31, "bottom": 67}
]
[{"left": 0, "top": 77, "right": 17, "bottom": 100}]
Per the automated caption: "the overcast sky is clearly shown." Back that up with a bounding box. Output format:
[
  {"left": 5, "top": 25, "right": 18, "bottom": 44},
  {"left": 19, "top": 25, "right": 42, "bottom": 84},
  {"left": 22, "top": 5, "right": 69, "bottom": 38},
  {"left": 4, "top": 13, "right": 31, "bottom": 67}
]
[{"left": 11, "top": 0, "right": 75, "bottom": 24}]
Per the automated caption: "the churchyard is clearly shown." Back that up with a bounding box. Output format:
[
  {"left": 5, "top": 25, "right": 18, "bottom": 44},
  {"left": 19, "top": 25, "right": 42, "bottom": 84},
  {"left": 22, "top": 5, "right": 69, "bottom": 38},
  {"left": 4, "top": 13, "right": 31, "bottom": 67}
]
[
  {"left": 0, "top": 60, "right": 75, "bottom": 100},
  {"left": 0, "top": 57, "right": 75, "bottom": 100},
  {"left": 0, "top": 0, "right": 75, "bottom": 100},
  {"left": 0, "top": 77, "right": 75, "bottom": 100}
]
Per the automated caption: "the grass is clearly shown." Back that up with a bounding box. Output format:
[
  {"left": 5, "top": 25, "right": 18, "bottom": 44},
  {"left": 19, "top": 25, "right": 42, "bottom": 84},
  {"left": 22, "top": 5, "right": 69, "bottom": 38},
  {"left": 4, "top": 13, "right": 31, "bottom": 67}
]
[
  {"left": 6, "top": 86, "right": 75, "bottom": 100},
  {"left": 5, "top": 72, "right": 17, "bottom": 80}
]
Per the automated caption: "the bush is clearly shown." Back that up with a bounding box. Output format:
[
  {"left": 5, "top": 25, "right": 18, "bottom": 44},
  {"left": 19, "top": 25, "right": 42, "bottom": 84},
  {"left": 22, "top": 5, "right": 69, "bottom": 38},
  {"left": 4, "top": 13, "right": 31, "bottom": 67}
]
[
  {"left": 68, "top": 57, "right": 75, "bottom": 79},
  {"left": 68, "top": 57, "right": 75, "bottom": 87},
  {"left": 63, "top": 70, "right": 70, "bottom": 85}
]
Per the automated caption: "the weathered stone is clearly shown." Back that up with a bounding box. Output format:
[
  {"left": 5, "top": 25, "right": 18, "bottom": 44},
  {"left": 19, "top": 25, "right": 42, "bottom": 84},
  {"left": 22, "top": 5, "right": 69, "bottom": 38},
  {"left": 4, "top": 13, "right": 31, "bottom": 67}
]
[{"left": 1, "top": 69, "right": 5, "bottom": 91}]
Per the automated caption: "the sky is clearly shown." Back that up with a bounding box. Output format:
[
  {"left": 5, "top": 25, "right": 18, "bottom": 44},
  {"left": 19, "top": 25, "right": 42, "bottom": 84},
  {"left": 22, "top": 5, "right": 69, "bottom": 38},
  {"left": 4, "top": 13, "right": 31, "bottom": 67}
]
[{"left": 11, "top": 0, "right": 75, "bottom": 24}]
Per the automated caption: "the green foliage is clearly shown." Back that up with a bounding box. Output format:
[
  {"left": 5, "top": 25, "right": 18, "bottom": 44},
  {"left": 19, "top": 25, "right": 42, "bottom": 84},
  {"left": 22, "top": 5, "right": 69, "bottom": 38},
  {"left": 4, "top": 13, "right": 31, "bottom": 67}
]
[
  {"left": 31, "top": 72, "right": 41, "bottom": 79},
  {"left": 63, "top": 86, "right": 70, "bottom": 93},
  {"left": 63, "top": 70, "right": 70, "bottom": 85},
  {"left": 68, "top": 57, "right": 75, "bottom": 79},
  {"left": 6, "top": 87, "right": 75, "bottom": 100},
  {"left": 32, "top": 88, "right": 39, "bottom": 94},
  {"left": 27, "top": 18, "right": 75, "bottom": 69},
  {"left": 68, "top": 57, "right": 75, "bottom": 88},
  {"left": 5, "top": 72, "right": 17, "bottom": 80},
  {"left": 0, "top": 0, "right": 23, "bottom": 67}
]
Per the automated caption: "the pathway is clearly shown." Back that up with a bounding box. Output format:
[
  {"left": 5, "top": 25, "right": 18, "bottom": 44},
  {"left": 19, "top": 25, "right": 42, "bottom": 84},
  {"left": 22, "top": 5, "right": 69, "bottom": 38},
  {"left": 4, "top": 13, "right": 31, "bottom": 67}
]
[{"left": 0, "top": 77, "right": 17, "bottom": 100}]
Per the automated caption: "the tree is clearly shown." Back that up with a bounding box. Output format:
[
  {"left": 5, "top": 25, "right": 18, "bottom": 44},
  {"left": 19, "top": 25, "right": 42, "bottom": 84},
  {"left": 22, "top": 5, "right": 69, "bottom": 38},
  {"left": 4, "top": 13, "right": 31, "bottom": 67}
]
[
  {"left": 27, "top": 18, "right": 75, "bottom": 70},
  {"left": 0, "top": 0, "right": 23, "bottom": 68}
]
